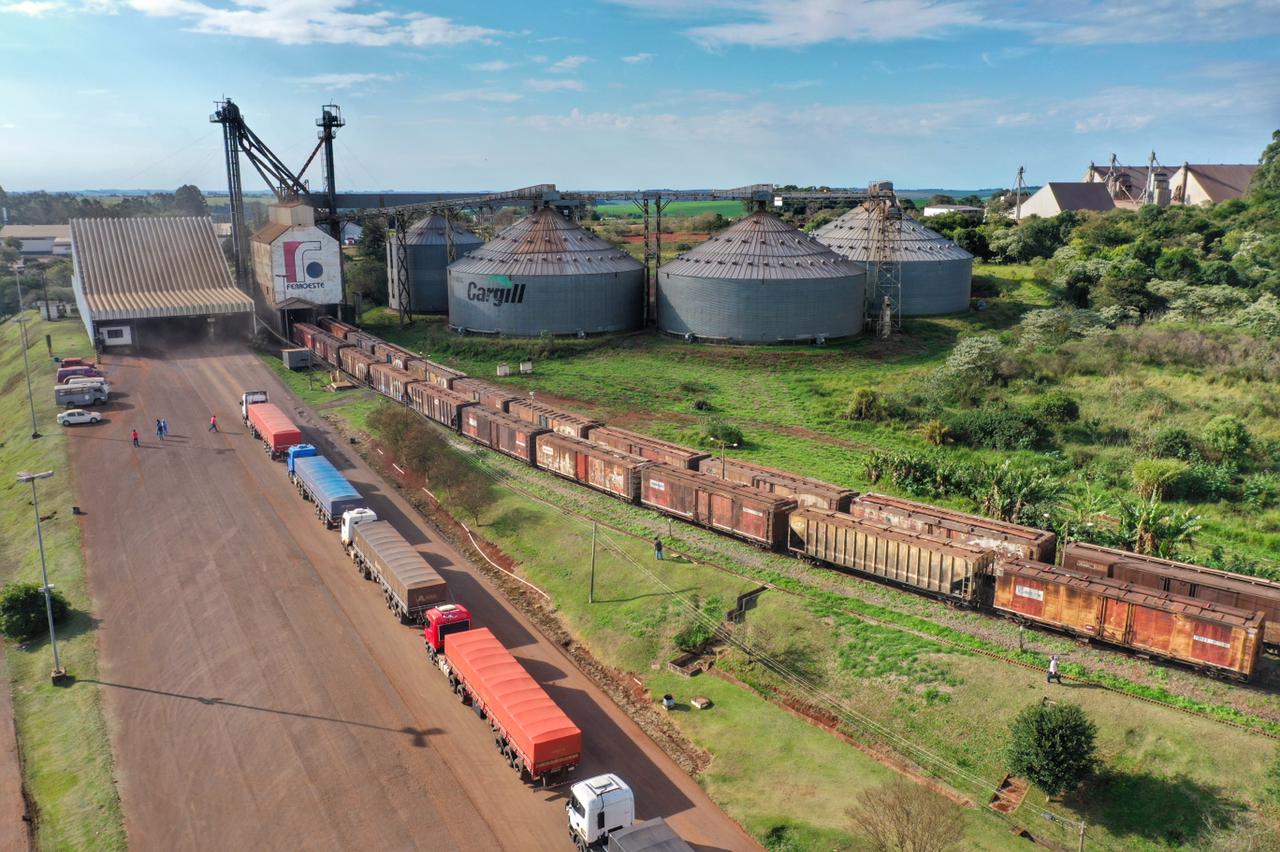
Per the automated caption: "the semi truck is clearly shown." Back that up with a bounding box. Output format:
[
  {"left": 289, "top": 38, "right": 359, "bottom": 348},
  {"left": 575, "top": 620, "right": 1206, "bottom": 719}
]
[
  {"left": 287, "top": 445, "right": 364, "bottom": 527},
  {"left": 426, "top": 619, "right": 581, "bottom": 785},
  {"left": 54, "top": 383, "right": 108, "bottom": 408},
  {"left": 566, "top": 775, "right": 692, "bottom": 851},
  {"left": 340, "top": 509, "right": 447, "bottom": 624},
  {"left": 247, "top": 401, "right": 302, "bottom": 459},
  {"left": 240, "top": 390, "right": 269, "bottom": 424}
]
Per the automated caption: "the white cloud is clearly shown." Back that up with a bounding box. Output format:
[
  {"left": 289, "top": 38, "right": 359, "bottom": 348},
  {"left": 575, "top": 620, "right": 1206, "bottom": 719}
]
[
  {"left": 289, "top": 72, "right": 397, "bottom": 89},
  {"left": 526, "top": 78, "right": 585, "bottom": 92},
  {"left": 0, "top": 121, "right": 17, "bottom": 129},
  {"left": 0, "top": 1, "right": 62, "bottom": 15},
  {"left": 470, "top": 60, "right": 513, "bottom": 71},
  {"left": 995, "top": 112, "right": 1037, "bottom": 127},
  {"left": 1029, "top": 0, "right": 1280, "bottom": 44},
  {"left": 622, "top": 52, "right": 654, "bottom": 63},
  {"left": 548, "top": 54, "right": 591, "bottom": 72},
  {"left": 771, "top": 79, "right": 819, "bottom": 89},
  {"left": 671, "top": 0, "right": 987, "bottom": 47},
  {"left": 431, "top": 88, "right": 521, "bottom": 103}
]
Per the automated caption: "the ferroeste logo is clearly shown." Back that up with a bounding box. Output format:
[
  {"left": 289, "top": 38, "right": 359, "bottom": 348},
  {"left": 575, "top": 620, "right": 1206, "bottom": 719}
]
[
  {"left": 467, "top": 275, "right": 526, "bottom": 307},
  {"left": 283, "top": 240, "right": 326, "bottom": 287}
]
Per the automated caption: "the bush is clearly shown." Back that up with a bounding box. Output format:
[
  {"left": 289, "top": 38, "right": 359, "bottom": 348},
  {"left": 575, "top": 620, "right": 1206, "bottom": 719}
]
[
  {"left": 1131, "top": 458, "right": 1190, "bottom": 500},
  {"left": 933, "top": 335, "right": 1004, "bottom": 401},
  {"left": 1203, "top": 415, "right": 1252, "bottom": 462},
  {"left": 703, "top": 417, "right": 743, "bottom": 448},
  {"left": 920, "top": 419, "right": 951, "bottom": 446},
  {"left": 673, "top": 620, "right": 715, "bottom": 653},
  {"left": 1243, "top": 473, "right": 1280, "bottom": 510},
  {"left": 1005, "top": 701, "right": 1097, "bottom": 797},
  {"left": 1030, "top": 390, "right": 1080, "bottom": 424},
  {"left": 842, "top": 388, "right": 884, "bottom": 421},
  {"left": 0, "top": 582, "right": 69, "bottom": 639},
  {"left": 1150, "top": 427, "right": 1196, "bottom": 460},
  {"left": 947, "top": 406, "right": 1051, "bottom": 450},
  {"left": 1169, "top": 462, "right": 1238, "bottom": 503}
]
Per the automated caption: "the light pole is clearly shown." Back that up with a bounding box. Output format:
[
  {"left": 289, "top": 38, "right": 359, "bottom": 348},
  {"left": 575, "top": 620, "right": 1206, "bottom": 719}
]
[
  {"left": 14, "top": 274, "right": 40, "bottom": 438},
  {"left": 17, "top": 470, "right": 64, "bottom": 682}
]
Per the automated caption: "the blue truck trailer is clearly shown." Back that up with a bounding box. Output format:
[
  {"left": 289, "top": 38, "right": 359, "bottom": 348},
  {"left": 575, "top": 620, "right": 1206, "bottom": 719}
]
[{"left": 287, "top": 445, "right": 365, "bottom": 528}]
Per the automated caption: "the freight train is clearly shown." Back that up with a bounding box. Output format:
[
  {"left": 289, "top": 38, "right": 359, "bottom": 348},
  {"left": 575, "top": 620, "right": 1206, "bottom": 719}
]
[{"left": 293, "top": 319, "right": 1270, "bottom": 680}]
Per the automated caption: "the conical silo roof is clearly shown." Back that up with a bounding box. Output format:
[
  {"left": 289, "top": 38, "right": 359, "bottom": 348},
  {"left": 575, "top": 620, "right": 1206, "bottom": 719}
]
[
  {"left": 813, "top": 205, "right": 973, "bottom": 262},
  {"left": 404, "top": 213, "right": 484, "bottom": 250},
  {"left": 659, "top": 209, "right": 863, "bottom": 280},
  {"left": 449, "top": 206, "right": 641, "bottom": 276}
]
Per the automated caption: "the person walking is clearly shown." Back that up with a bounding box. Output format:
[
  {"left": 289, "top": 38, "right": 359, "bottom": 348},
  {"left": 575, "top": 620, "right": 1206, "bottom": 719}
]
[
  {"left": 1047, "top": 654, "right": 1063, "bottom": 684},
  {"left": 160, "top": 419, "right": 169, "bottom": 438},
  {"left": 155, "top": 419, "right": 164, "bottom": 441},
  {"left": 654, "top": 537, "right": 664, "bottom": 561},
  {"left": 208, "top": 414, "right": 217, "bottom": 432},
  {"left": 131, "top": 429, "right": 140, "bottom": 448}
]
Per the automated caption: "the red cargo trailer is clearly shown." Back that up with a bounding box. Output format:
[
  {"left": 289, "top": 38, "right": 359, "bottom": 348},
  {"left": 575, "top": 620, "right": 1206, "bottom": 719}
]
[
  {"left": 453, "top": 378, "right": 521, "bottom": 412},
  {"left": 534, "top": 432, "right": 651, "bottom": 501},
  {"left": 408, "top": 382, "right": 474, "bottom": 430},
  {"left": 339, "top": 346, "right": 378, "bottom": 384},
  {"left": 640, "top": 464, "right": 796, "bottom": 548},
  {"left": 368, "top": 362, "right": 421, "bottom": 402},
  {"left": 507, "top": 399, "right": 600, "bottom": 438},
  {"left": 849, "top": 493, "right": 1057, "bottom": 563},
  {"left": 461, "top": 407, "right": 547, "bottom": 464},
  {"left": 585, "top": 426, "right": 710, "bottom": 470},
  {"left": 444, "top": 627, "right": 582, "bottom": 782},
  {"left": 247, "top": 403, "right": 302, "bottom": 459},
  {"left": 697, "top": 457, "right": 855, "bottom": 511}
]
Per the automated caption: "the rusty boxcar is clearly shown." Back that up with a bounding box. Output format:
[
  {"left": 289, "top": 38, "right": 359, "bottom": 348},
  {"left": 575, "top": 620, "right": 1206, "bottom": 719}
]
[
  {"left": 460, "top": 407, "right": 548, "bottom": 465},
  {"left": 697, "top": 457, "right": 855, "bottom": 511},
  {"left": 585, "top": 426, "right": 710, "bottom": 470},
  {"left": 452, "top": 378, "right": 521, "bottom": 412},
  {"left": 406, "top": 359, "right": 466, "bottom": 389},
  {"left": 1062, "top": 541, "right": 1280, "bottom": 647},
  {"left": 310, "top": 328, "right": 351, "bottom": 366},
  {"left": 368, "top": 362, "right": 421, "bottom": 402},
  {"left": 408, "top": 382, "right": 475, "bottom": 430},
  {"left": 317, "top": 316, "right": 359, "bottom": 339},
  {"left": 292, "top": 322, "right": 320, "bottom": 351},
  {"left": 506, "top": 399, "right": 601, "bottom": 439},
  {"left": 342, "top": 329, "right": 382, "bottom": 356},
  {"left": 534, "top": 432, "right": 652, "bottom": 501},
  {"left": 993, "top": 559, "right": 1264, "bottom": 680},
  {"left": 339, "top": 346, "right": 379, "bottom": 384},
  {"left": 849, "top": 493, "right": 1057, "bottom": 563},
  {"left": 788, "top": 508, "right": 991, "bottom": 602},
  {"left": 640, "top": 464, "right": 796, "bottom": 548}
]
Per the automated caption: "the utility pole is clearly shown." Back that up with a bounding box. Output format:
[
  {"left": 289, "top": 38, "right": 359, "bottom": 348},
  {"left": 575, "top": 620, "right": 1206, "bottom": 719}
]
[
  {"left": 588, "top": 522, "right": 597, "bottom": 604},
  {"left": 1013, "top": 166, "right": 1026, "bottom": 221},
  {"left": 1078, "top": 820, "right": 1086, "bottom": 852},
  {"left": 15, "top": 276, "right": 40, "bottom": 439},
  {"left": 17, "top": 470, "right": 64, "bottom": 682}
]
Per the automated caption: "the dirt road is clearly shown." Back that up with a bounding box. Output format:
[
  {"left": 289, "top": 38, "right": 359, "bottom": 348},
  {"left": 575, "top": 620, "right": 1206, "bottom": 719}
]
[{"left": 69, "top": 338, "right": 756, "bottom": 852}]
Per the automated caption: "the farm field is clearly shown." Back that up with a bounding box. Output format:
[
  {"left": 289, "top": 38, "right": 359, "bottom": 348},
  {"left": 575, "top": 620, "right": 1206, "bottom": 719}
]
[{"left": 593, "top": 199, "right": 748, "bottom": 220}]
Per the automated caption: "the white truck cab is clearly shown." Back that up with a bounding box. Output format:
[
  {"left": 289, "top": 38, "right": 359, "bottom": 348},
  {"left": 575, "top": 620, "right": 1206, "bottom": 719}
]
[
  {"left": 340, "top": 508, "right": 379, "bottom": 546},
  {"left": 567, "top": 774, "right": 635, "bottom": 849},
  {"left": 240, "top": 390, "right": 268, "bottom": 424}
]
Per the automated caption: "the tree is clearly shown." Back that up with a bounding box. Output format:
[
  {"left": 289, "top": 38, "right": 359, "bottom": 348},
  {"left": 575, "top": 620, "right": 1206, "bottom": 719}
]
[
  {"left": 449, "top": 468, "right": 492, "bottom": 527},
  {"left": 173, "top": 184, "right": 208, "bottom": 217},
  {"left": 953, "top": 227, "right": 989, "bottom": 260},
  {"left": 367, "top": 403, "right": 416, "bottom": 457},
  {"left": 357, "top": 218, "right": 387, "bottom": 260},
  {"left": 0, "top": 582, "right": 69, "bottom": 639},
  {"left": 1251, "top": 129, "right": 1280, "bottom": 200},
  {"left": 933, "top": 334, "right": 1003, "bottom": 401},
  {"left": 1203, "top": 415, "right": 1252, "bottom": 462},
  {"left": 846, "top": 778, "right": 965, "bottom": 852},
  {"left": 1005, "top": 701, "right": 1097, "bottom": 798},
  {"left": 1116, "top": 495, "right": 1200, "bottom": 557},
  {"left": 344, "top": 256, "right": 388, "bottom": 305}
]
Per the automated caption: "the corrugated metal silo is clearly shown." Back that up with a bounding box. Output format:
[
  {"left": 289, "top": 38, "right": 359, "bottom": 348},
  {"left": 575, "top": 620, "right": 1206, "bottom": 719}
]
[
  {"left": 447, "top": 206, "right": 644, "bottom": 336},
  {"left": 656, "top": 209, "right": 865, "bottom": 343},
  {"left": 814, "top": 207, "right": 973, "bottom": 315},
  {"left": 387, "top": 214, "right": 484, "bottom": 313}
]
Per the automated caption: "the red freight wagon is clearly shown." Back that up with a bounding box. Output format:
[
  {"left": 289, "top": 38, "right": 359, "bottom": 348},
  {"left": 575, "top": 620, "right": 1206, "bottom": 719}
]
[
  {"left": 507, "top": 399, "right": 600, "bottom": 439},
  {"left": 453, "top": 378, "right": 521, "bottom": 412},
  {"left": 246, "top": 403, "right": 303, "bottom": 459},
  {"left": 408, "top": 383, "right": 474, "bottom": 430},
  {"left": 585, "top": 426, "right": 710, "bottom": 470},
  {"left": 368, "top": 362, "right": 421, "bottom": 402},
  {"left": 343, "top": 329, "right": 381, "bottom": 356},
  {"left": 295, "top": 323, "right": 349, "bottom": 366},
  {"left": 640, "top": 464, "right": 796, "bottom": 548},
  {"left": 444, "top": 627, "right": 582, "bottom": 782},
  {"left": 372, "top": 340, "right": 419, "bottom": 369},
  {"left": 992, "top": 559, "right": 1264, "bottom": 680},
  {"left": 407, "top": 358, "right": 466, "bottom": 389},
  {"left": 534, "top": 432, "right": 651, "bottom": 501},
  {"left": 317, "top": 316, "right": 358, "bottom": 338},
  {"left": 849, "top": 493, "right": 1057, "bottom": 563},
  {"left": 697, "top": 457, "right": 855, "bottom": 511},
  {"left": 460, "top": 407, "right": 548, "bottom": 464},
  {"left": 339, "top": 346, "right": 378, "bottom": 384},
  {"left": 292, "top": 322, "right": 320, "bottom": 351}
]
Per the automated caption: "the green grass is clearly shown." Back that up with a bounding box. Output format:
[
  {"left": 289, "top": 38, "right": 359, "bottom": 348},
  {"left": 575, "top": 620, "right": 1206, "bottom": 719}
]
[
  {"left": 0, "top": 312, "right": 126, "bottom": 850},
  {"left": 593, "top": 200, "right": 749, "bottom": 220}
]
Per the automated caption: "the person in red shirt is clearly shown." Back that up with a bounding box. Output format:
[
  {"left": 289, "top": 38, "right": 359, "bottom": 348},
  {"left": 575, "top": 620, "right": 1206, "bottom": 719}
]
[
  {"left": 131, "top": 429, "right": 140, "bottom": 447},
  {"left": 208, "top": 414, "right": 218, "bottom": 432}
]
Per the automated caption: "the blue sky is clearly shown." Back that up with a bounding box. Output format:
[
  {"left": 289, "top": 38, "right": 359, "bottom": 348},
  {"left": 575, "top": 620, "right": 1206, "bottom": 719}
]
[{"left": 1, "top": 0, "right": 1278, "bottom": 192}]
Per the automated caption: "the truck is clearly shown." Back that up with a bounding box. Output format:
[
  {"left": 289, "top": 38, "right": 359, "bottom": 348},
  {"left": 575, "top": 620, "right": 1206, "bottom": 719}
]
[
  {"left": 54, "top": 383, "right": 108, "bottom": 408},
  {"left": 566, "top": 774, "right": 693, "bottom": 851},
  {"left": 340, "top": 510, "right": 447, "bottom": 623},
  {"left": 436, "top": 625, "right": 582, "bottom": 784},
  {"left": 287, "top": 445, "right": 364, "bottom": 527},
  {"left": 422, "top": 603, "right": 473, "bottom": 668},
  {"left": 247, "top": 402, "right": 302, "bottom": 459},
  {"left": 240, "top": 390, "right": 269, "bottom": 424}
]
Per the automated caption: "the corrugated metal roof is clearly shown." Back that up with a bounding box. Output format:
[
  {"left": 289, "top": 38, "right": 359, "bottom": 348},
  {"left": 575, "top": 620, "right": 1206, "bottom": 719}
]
[
  {"left": 1045, "top": 182, "right": 1116, "bottom": 212},
  {"left": 250, "top": 222, "right": 291, "bottom": 245},
  {"left": 0, "top": 224, "right": 71, "bottom": 239},
  {"left": 1180, "top": 164, "right": 1257, "bottom": 203},
  {"left": 659, "top": 210, "right": 862, "bottom": 281},
  {"left": 403, "top": 213, "right": 484, "bottom": 249},
  {"left": 70, "top": 216, "right": 252, "bottom": 320},
  {"left": 813, "top": 206, "right": 973, "bottom": 262},
  {"left": 449, "top": 206, "right": 642, "bottom": 277}
]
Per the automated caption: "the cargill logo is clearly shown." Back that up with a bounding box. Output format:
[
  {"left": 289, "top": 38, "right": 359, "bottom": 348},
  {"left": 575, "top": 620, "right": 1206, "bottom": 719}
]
[{"left": 467, "top": 275, "right": 526, "bottom": 307}]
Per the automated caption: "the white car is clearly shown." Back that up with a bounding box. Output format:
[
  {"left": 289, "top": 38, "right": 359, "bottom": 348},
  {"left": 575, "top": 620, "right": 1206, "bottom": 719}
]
[{"left": 57, "top": 409, "right": 102, "bottom": 426}]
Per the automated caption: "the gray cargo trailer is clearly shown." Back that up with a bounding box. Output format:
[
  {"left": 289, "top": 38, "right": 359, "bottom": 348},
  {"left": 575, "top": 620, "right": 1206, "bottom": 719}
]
[
  {"left": 608, "top": 819, "right": 693, "bottom": 852},
  {"left": 348, "top": 520, "right": 447, "bottom": 623}
]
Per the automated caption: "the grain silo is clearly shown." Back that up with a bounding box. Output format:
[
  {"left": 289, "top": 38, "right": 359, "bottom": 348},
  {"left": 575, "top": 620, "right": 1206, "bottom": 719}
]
[
  {"left": 447, "top": 206, "right": 644, "bottom": 336},
  {"left": 814, "top": 206, "right": 973, "bottom": 315},
  {"left": 387, "top": 214, "right": 484, "bottom": 313},
  {"left": 656, "top": 209, "right": 865, "bottom": 344}
]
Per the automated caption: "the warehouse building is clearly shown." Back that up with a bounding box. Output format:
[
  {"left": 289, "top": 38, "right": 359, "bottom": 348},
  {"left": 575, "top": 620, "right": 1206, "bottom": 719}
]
[
  {"left": 250, "top": 202, "right": 343, "bottom": 333},
  {"left": 1014, "top": 182, "right": 1115, "bottom": 220},
  {"left": 1, "top": 224, "right": 71, "bottom": 258},
  {"left": 69, "top": 216, "right": 253, "bottom": 348},
  {"left": 814, "top": 206, "right": 973, "bottom": 316},
  {"left": 657, "top": 209, "right": 864, "bottom": 343},
  {"left": 387, "top": 213, "right": 483, "bottom": 314}
]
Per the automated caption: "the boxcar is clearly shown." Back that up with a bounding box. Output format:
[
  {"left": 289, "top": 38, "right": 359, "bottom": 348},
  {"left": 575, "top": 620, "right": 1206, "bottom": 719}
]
[
  {"left": 452, "top": 378, "right": 520, "bottom": 411},
  {"left": 993, "top": 559, "right": 1264, "bottom": 680},
  {"left": 408, "top": 382, "right": 474, "bottom": 430},
  {"left": 297, "top": 325, "right": 350, "bottom": 367},
  {"left": 339, "top": 346, "right": 379, "bottom": 384},
  {"left": 698, "top": 457, "right": 855, "bottom": 512},
  {"left": 506, "top": 399, "right": 600, "bottom": 439},
  {"left": 407, "top": 359, "right": 466, "bottom": 389},
  {"left": 368, "top": 362, "right": 421, "bottom": 402},
  {"left": 1062, "top": 541, "right": 1280, "bottom": 647},
  {"left": 640, "top": 464, "right": 795, "bottom": 548},
  {"left": 534, "top": 432, "right": 651, "bottom": 501},
  {"left": 292, "top": 322, "right": 321, "bottom": 351},
  {"left": 317, "top": 316, "right": 359, "bottom": 338},
  {"left": 585, "top": 426, "right": 710, "bottom": 470},
  {"left": 849, "top": 494, "right": 1057, "bottom": 563},
  {"left": 788, "top": 508, "right": 991, "bottom": 602},
  {"left": 461, "top": 407, "right": 548, "bottom": 465},
  {"left": 343, "top": 329, "right": 382, "bottom": 356}
]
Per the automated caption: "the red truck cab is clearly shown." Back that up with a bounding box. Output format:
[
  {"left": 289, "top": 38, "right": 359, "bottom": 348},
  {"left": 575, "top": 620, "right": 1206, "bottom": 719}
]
[{"left": 423, "top": 604, "right": 472, "bottom": 663}]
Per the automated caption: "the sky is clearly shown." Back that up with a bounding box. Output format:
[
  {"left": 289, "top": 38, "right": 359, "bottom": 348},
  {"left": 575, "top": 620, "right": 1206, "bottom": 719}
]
[{"left": 1, "top": 0, "right": 1278, "bottom": 193}]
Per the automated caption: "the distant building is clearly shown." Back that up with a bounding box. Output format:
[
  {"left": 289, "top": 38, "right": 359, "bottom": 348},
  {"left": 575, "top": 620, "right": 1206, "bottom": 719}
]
[
  {"left": 1016, "top": 183, "right": 1116, "bottom": 220},
  {"left": 922, "top": 204, "right": 984, "bottom": 218},
  {"left": 1084, "top": 161, "right": 1256, "bottom": 207},
  {"left": 1, "top": 224, "right": 71, "bottom": 258}
]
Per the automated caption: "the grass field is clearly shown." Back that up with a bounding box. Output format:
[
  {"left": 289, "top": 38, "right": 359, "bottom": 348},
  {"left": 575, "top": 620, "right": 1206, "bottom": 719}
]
[
  {"left": 0, "top": 313, "right": 126, "bottom": 850},
  {"left": 593, "top": 200, "right": 749, "bottom": 220}
]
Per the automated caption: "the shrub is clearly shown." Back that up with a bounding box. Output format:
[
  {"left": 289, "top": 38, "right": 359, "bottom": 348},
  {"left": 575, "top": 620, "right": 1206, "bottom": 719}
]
[
  {"left": 843, "top": 388, "right": 884, "bottom": 421},
  {"left": 0, "top": 582, "right": 69, "bottom": 640},
  {"left": 1266, "top": 749, "right": 1280, "bottom": 806},
  {"left": 673, "top": 620, "right": 715, "bottom": 653},
  {"left": 692, "top": 398, "right": 713, "bottom": 411},
  {"left": 1169, "top": 462, "right": 1238, "bottom": 503},
  {"left": 920, "top": 419, "right": 951, "bottom": 446},
  {"left": 846, "top": 778, "right": 965, "bottom": 852},
  {"left": 1131, "top": 458, "right": 1190, "bottom": 500},
  {"left": 703, "top": 417, "right": 743, "bottom": 448},
  {"left": 933, "top": 335, "right": 1004, "bottom": 401},
  {"left": 1150, "top": 427, "right": 1196, "bottom": 460},
  {"left": 947, "top": 406, "right": 1051, "bottom": 451},
  {"left": 1243, "top": 473, "right": 1280, "bottom": 510},
  {"left": 1005, "top": 701, "right": 1097, "bottom": 797},
  {"left": 1203, "top": 415, "right": 1252, "bottom": 462},
  {"left": 1030, "top": 390, "right": 1080, "bottom": 424}
]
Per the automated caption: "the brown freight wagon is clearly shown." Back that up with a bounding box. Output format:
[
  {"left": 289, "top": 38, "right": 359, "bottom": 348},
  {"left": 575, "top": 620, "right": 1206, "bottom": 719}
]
[
  {"left": 534, "top": 432, "right": 651, "bottom": 501},
  {"left": 339, "top": 346, "right": 379, "bottom": 384},
  {"left": 992, "top": 559, "right": 1264, "bottom": 680},
  {"left": 368, "top": 362, "right": 421, "bottom": 402},
  {"left": 585, "top": 426, "right": 710, "bottom": 470},
  {"left": 640, "top": 464, "right": 796, "bottom": 548},
  {"left": 461, "top": 407, "right": 548, "bottom": 464},
  {"left": 371, "top": 340, "right": 426, "bottom": 373},
  {"left": 1062, "top": 541, "right": 1280, "bottom": 647},
  {"left": 302, "top": 327, "right": 350, "bottom": 366},
  {"left": 317, "top": 316, "right": 358, "bottom": 338},
  {"left": 698, "top": 457, "right": 855, "bottom": 511},
  {"left": 343, "top": 329, "right": 382, "bottom": 355},
  {"left": 408, "top": 382, "right": 474, "bottom": 430},
  {"left": 407, "top": 358, "right": 466, "bottom": 389},
  {"left": 452, "top": 378, "right": 521, "bottom": 412},
  {"left": 506, "top": 399, "right": 600, "bottom": 439},
  {"left": 849, "top": 493, "right": 1057, "bottom": 563},
  {"left": 292, "top": 322, "right": 320, "bottom": 351},
  {"left": 788, "top": 508, "right": 991, "bottom": 602}
]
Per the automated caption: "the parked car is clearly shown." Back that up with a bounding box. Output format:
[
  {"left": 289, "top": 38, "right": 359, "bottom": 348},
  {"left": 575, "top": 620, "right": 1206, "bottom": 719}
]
[{"left": 57, "top": 409, "right": 103, "bottom": 426}]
